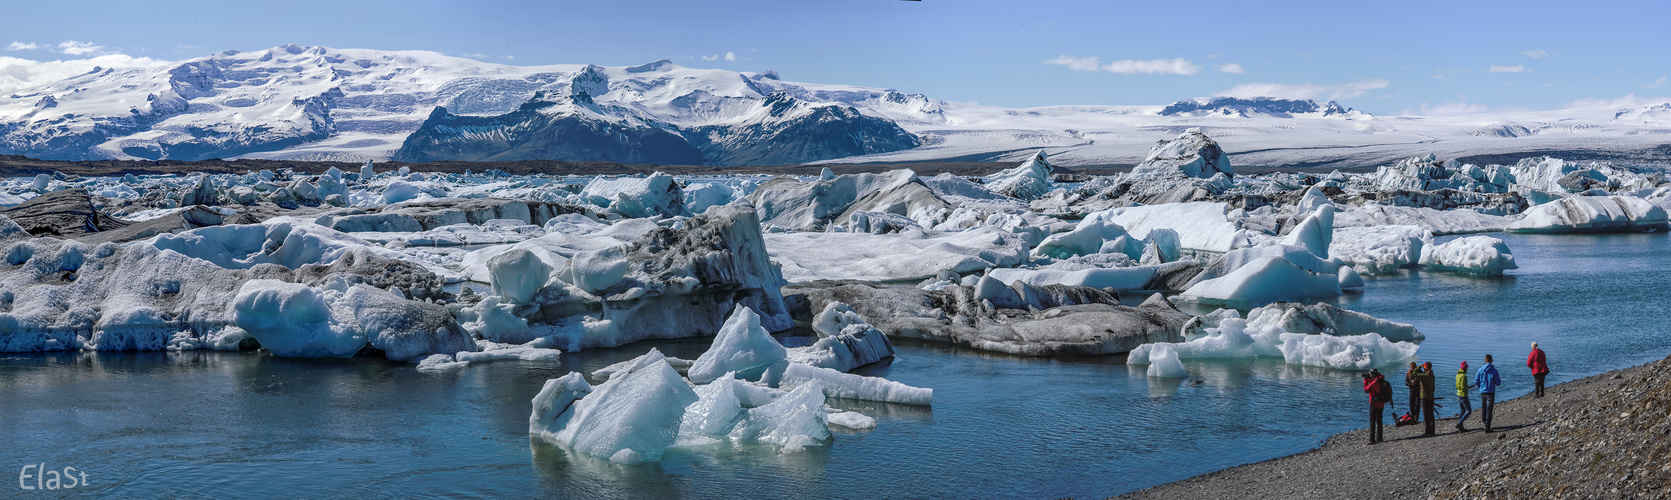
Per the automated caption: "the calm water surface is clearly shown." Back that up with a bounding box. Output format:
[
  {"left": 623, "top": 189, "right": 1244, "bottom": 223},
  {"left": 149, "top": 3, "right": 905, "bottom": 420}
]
[{"left": 3, "top": 232, "right": 1668, "bottom": 498}]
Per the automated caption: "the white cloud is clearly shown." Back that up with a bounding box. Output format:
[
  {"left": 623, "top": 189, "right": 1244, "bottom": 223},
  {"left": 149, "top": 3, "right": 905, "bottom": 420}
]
[
  {"left": 7, "top": 41, "right": 40, "bottom": 51},
  {"left": 1489, "top": 64, "right": 1530, "bottom": 73},
  {"left": 1645, "top": 75, "right": 1667, "bottom": 89},
  {"left": 0, "top": 54, "right": 168, "bottom": 97},
  {"left": 57, "top": 41, "right": 104, "bottom": 56},
  {"left": 502, "top": 55, "right": 514, "bottom": 60},
  {"left": 701, "top": 54, "right": 718, "bottom": 61},
  {"left": 459, "top": 53, "right": 492, "bottom": 60},
  {"left": 1522, "top": 49, "right": 1550, "bottom": 58},
  {"left": 1044, "top": 55, "right": 1100, "bottom": 72},
  {"left": 724, "top": 51, "right": 736, "bottom": 62},
  {"left": 1565, "top": 93, "right": 1671, "bottom": 108},
  {"left": 1102, "top": 58, "right": 1198, "bottom": 75},
  {"left": 1214, "top": 78, "right": 1391, "bottom": 101},
  {"left": 1045, "top": 56, "right": 1199, "bottom": 75},
  {"left": 1216, "top": 63, "right": 1245, "bottom": 74},
  {"left": 1417, "top": 101, "right": 1488, "bottom": 115}
]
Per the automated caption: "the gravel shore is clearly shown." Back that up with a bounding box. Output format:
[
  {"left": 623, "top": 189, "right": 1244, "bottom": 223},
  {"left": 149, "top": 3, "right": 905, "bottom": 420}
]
[{"left": 1119, "top": 354, "right": 1671, "bottom": 499}]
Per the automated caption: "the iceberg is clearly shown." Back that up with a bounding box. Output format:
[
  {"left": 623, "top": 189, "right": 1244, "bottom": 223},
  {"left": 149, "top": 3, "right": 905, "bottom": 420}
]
[
  {"left": 1331, "top": 225, "right": 1429, "bottom": 274},
  {"left": 1129, "top": 317, "right": 1418, "bottom": 371},
  {"left": 1177, "top": 255, "right": 1344, "bottom": 307},
  {"left": 1085, "top": 202, "right": 1246, "bottom": 255},
  {"left": 534, "top": 352, "right": 699, "bottom": 464},
  {"left": 1507, "top": 195, "right": 1670, "bottom": 233},
  {"left": 1420, "top": 236, "right": 1517, "bottom": 276},
  {"left": 231, "top": 280, "right": 364, "bottom": 358},
  {"left": 1244, "top": 302, "right": 1424, "bottom": 342},
  {"left": 981, "top": 151, "right": 1054, "bottom": 200},
  {"left": 345, "top": 284, "right": 472, "bottom": 362},
  {"left": 578, "top": 173, "right": 689, "bottom": 219},
  {"left": 789, "top": 303, "right": 895, "bottom": 372},
  {"left": 1145, "top": 344, "right": 1189, "bottom": 378},
  {"left": 766, "top": 225, "right": 1028, "bottom": 283},
  {"left": 779, "top": 363, "right": 932, "bottom": 405},
  {"left": 687, "top": 305, "right": 790, "bottom": 384},
  {"left": 1128, "top": 129, "right": 1232, "bottom": 179}
]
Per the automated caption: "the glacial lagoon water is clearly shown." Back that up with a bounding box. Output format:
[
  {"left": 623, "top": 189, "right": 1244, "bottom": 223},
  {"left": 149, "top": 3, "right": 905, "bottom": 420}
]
[{"left": 4, "top": 232, "right": 1669, "bottom": 498}]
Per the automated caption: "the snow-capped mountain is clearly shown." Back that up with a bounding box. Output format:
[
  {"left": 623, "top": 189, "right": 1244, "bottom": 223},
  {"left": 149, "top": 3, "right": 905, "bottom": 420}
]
[
  {"left": 391, "top": 61, "right": 922, "bottom": 165},
  {"left": 1156, "top": 97, "right": 1354, "bottom": 118},
  {"left": 2, "top": 44, "right": 1670, "bottom": 168}
]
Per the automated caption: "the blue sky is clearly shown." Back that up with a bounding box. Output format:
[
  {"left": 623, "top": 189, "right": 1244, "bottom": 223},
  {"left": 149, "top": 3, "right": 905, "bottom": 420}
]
[{"left": 3, "top": 0, "right": 1667, "bottom": 115}]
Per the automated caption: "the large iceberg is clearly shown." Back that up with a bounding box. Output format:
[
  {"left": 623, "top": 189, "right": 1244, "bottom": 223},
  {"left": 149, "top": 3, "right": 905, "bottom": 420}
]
[
  {"left": 1129, "top": 317, "right": 1419, "bottom": 371},
  {"left": 1084, "top": 202, "right": 1247, "bottom": 255},
  {"left": 687, "top": 305, "right": 789, "bottom": 384},
  {"left": 533, "top": 352, "right": 699, "bottom": 464},
  {"left": 749, "top": 169, "right": 948, "bottom": 231},
  {"left": 1420, "top": 236, "right": 1517, "bottom": 276},
  {"left": 1128, "top": 129, "right": 1232, "bottom": 179},
  {"left": 1507, "top": 195, "right": 1670, "bottom": 233},
  {"left": 981, "top": 151, "right": 1055, "bottom": 200},
  {"left": 766, "top": 225, "right": 1029, "bottom": 283},
  {"left": 232, "top": 280, "right": 364, "bottom": 358}
]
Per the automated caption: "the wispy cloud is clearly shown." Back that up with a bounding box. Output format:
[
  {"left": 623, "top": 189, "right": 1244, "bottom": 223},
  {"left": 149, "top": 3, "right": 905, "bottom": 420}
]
[
  {"left": 1522, "top": 49, "right": 1550, "bottom": 58},
  {"left": 1489, "top": 64, "right": 1530, "bottom": 73},
  {"left": 1216, "top": 63, "right": 1245, "bottom": 74},
  {"left": 1214, "top": 79, "right": 1391, "bottom": 101},
  {"left": 1044, "top": 55, "right": 1199, "bottom": 75},
  {"left": 1417, "top": 101, "right": 1488, "bottom": 115},
  {"left": 57, "top": 40, "right": 104, "bottom": 56},
  {"left": 1645, "top": 75, "right": 1667, "bottom": 89},
  {"left": 1103, "top": 58, "right": 1198, "bottom": 75},
  {"left": 700, "top": 52, "right": 739, "bottom": 63},
  {"left": 6, "top": 41, "right": 39, "bottom": 51},
  {"left": 0, "top": 54, "right": 168, "bottom": 96},
  {"left": 1043, "top": 55, "right": 1101, "bottom": 72}
]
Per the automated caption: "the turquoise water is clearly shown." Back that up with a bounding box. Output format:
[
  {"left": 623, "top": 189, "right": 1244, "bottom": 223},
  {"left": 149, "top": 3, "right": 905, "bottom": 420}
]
[{"left": 3, "top": 232, "right": 1668, "bottom": 498}]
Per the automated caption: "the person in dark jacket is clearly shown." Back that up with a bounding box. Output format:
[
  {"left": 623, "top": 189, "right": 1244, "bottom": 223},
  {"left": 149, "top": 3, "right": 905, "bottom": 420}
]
[
  {"left": 1416, "top": 362, "right": 1438, "bottom": 436},
  {"left": 1404, "top": 361, "right": 1420, "bottom": 419},
  {"left": 1475, "top": 354, "right": 1502, "bottom": 432},
  {"left": 1362, "top": 369, "right": 1388, "bottom": 444},
  {"left": 1527, "top": 342, "right": 1549, "bottom": 398}
]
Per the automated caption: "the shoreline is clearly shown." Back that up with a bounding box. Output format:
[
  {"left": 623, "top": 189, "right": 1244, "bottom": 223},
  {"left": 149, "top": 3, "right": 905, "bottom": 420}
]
[{"left": 1117, "top": 354, "right": 1671, "bottom": 499}]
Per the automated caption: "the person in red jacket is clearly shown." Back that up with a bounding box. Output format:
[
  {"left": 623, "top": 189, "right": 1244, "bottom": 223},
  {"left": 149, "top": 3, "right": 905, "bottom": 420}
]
[
  {"left": 1362, "top": 369, "right": 1390, "bottom": 444},
  {"left": 1528, "top": 342, "right": 1550, "bottom": 398}
]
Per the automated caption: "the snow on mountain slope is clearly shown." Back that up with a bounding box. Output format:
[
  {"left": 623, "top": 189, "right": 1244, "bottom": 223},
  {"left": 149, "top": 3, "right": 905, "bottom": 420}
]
[{"left": 2, "top": 45, "right": 1669, "bottom": 167}]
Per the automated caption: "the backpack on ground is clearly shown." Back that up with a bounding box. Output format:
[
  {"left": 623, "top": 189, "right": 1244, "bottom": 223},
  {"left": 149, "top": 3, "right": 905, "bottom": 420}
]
[{"left": 1395, "top": 413, "right": 1416, "bottom": 426}]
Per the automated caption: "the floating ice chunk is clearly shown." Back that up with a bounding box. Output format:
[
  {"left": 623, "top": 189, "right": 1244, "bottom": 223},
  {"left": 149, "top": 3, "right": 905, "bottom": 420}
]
[
  {"left": 147, "top": 219, "right": 392, "bottom": 270},
  {"left": 231, "top": 280, "right": 364, "bottom": 358},
  {"left": 580, "top": 173, "right": 687, "bottom": 218},
  {"left": 1130, "top": 318, "right": 1281, "bottom": 364},
  {"left": 564, "top": 247, "right": 629, "bottom": 294},
  {"left": 779, "top": 363, "right": 932, "bottom": 405},
  {"left": 456, "top": 339, "right": 564, "bottom": 362},
  {"left": 345, "top": 285, "right": 471, "bottom": 361},
  {"left": 1145, "top": 344, "right": 1189, "bottom": 378},
  {"left": 981, "top": 151, "right": 1054, "bottom": 200},
  {"left": 32, "top": 174, "right": 49, "bottom": 191},
  {"left": 529, "top": 372, "right": 593, "bottom": 432},
  {"left": 416, "top": 353, "right": 470, "bottom": 371},
  {"left": 1279, "top": 332, "right": 1418, "bottom": 370},
  {"left": 1280, "top": 205, "right": 1334, "bottom": 259},
  {"left": 1333, "top": 204, "right": 1512, "bottom": 235},
  {"left": 594, "top": 350, "right": 695, "bottom": 380},
  {"left": 1245, "top": 302, "right": 1424, "bottom": 341},
  {"left": 682, "top": 182, "right": 735, "bottom": 215},
  {"left": 688, "top": 305, "right": 790, "bottom": 384},
  {"left": 1032, "top": 218, "right": 1129, "bottom": 260},
  {"left": 456, "top": 295, "right": 534, "bottom": 342},
  {"left": 812, "top": 302, "right": 867, "bottom": 338},
  {"left": 1331, "top": 225, "right": 1429, "bottom": 274},
  {"left": 788, "top": 323, "right": 896, "bottom": 372},
  {"left": 819, "top": 167, "right": 835, "bottom": 181},
  {"left": 728, "top": 381, "right": 830, "bottom": 453},
  {"left": 826, "top": 410, "right": 877, "bottom": 430},
  {"left": 1297, "top": 186, "right": 1333, "bottom": 213},
  {"left": 1420, "top": 236, "right": 1517, "bottom": 276},
  {"left": 677, "top": 375, "right": 749, "bottom": 444},
  {"left": 1507, "top": 195, "right": 1670, "bottom": 233},
  {"left": 487, "top": 248, "right": 553, "bottom": 304},
  {"left": 1337, "top": 266, "right": 1364, "bottom": 291},
  {"left": 1129, "top": 129, "right": 1232, "bottom": 179},
  {"left": 1178, "top": 255, "right": 1343, "bottom": 307},
  {"left": 381, "top": 181, "right": 425, "bottom": 204},
  {"left": 987, "top": 264, "right": 1163, "bottom": 291},
  {"left": 540, "top": 354, "right": 698, "bottom": 464},
  {"left": 1087, "top": 202, "right": 1245, "bottom": 254},
  {"left": 766, "top": 226, "right": 1028, "bottom": 283}
]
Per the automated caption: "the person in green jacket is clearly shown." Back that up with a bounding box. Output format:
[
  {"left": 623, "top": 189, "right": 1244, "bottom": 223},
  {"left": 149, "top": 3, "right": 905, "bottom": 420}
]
[{"left": 1455, "top": 361, "right": 1473, "bottom": 432}]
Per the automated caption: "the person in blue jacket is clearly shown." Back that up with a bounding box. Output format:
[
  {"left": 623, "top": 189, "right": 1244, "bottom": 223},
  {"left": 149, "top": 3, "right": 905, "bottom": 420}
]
[{"left": 1474, "top": 354, "right": 1502, "bottom": 432}]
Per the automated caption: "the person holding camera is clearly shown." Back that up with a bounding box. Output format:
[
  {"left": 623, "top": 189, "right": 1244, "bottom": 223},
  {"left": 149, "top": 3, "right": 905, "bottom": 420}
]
[{"left": 1362, "top": 369, "right": 1391, "bottom": 444}]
